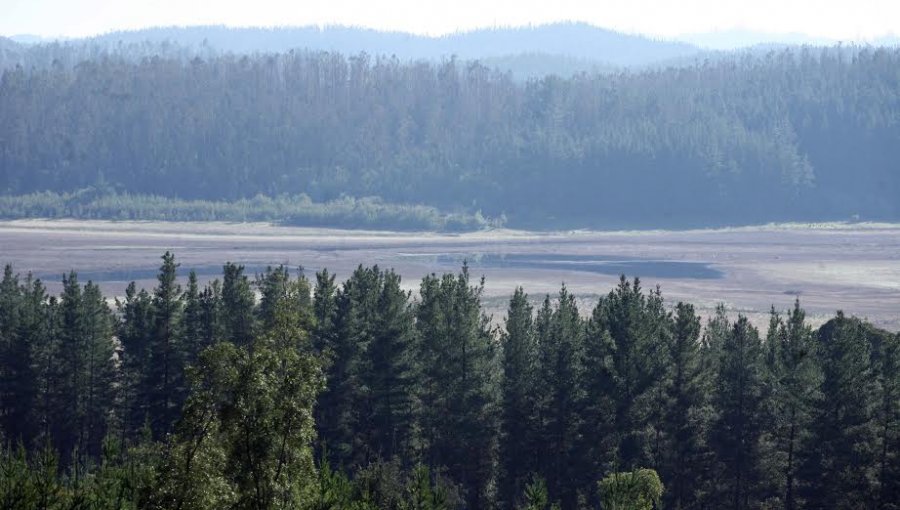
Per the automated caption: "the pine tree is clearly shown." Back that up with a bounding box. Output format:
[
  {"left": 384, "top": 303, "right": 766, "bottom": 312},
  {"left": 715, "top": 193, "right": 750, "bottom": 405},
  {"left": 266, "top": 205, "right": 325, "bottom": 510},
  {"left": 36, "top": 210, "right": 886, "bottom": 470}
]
[
  {"left": 802, "top": 313, "right": 879, "bottom": 508},
  {"left": 55, "top": 271, "right": 85, "bottom": 466},
  {"left": 181, "top": 270, "right": 204, "bottom": 365},
  {"left": 586, "top": 277, "right": 671, "bottom": 472},
  {"left": 701, "top": 304, "right": 730, "bottom": 375},
  {"left": 498, "top": 287, "right": 539, "bottom": 509},
  {"left": 10, "top": 274, "right": 48, "bottom": 449},
  {"left": 312, "top": 268, "right": 339, "bottom": 462},
  {"left": 363, "top": 270, "right": 418, "bottom": 464},
  {"left": 580, "top": 292, "right": 618, "bottom": 488},
  {"left": 662, "top": 302, "right": 713, "bottom": 509},
  {"left": 317, "top": 265, "right": 382, "bottom": 468},
  {"left": 696, "top": 303, "right": 730, "bottom": 506},
  {"left": 766, "top": 301, "right": 822, "bottom": 509},
  {"left": 258, "top": 266, "right": 314, "bottom": 340},
  {"left": 32, "top": 293, "right": 61, "bottom": 449},
  {"left": 0, "top": 265, "right": 26, "bottom": 443},
  {"left": 221, "top": 262, "right": 255, "bottom": 346},
  {"left": 417, "top": 265, "right": 499, "bottom": 509},
  {"left": 116, "top": 281, "right": 154, "bottom": 441},
  {"left": 256, "top": 265, "right": 291, "bottom": 332},
  {"left": 710, "top": 316, "right": 766, "bottom": 510},
  {"left": 46, "top": 273, "right": 117, "bottom": 468},
  {"left": 312, "top": 269, "right": 338, "bottom": 355},
  {"left": 533, "top": 286, "right": 584, "bottom": 507},
  {"left": 873, "top": 330, "right": 900, "bottom": 509},
  {"left": 199, "top": 279, "right": 224, "bottom": 350},
  {"left": 149, "top": 251, "right": 183, "bottom": 437},
  {"left": 80, "top": 281, "right": 116, "bottom": 460}
]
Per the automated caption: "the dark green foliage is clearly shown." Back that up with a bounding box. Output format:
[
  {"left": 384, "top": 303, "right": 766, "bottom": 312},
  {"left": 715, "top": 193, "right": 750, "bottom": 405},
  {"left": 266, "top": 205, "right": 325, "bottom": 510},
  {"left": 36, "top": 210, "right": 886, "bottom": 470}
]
[
  {"left": 54, "top": 273, "right": 117, "bottom": 467},
  {"left": 181, "top": 270, "right": 204, "bottom": 366},
  {"left": 256, "top": 265, "right": 314, "bottom": 336},
  {"left": 315, "top": 265, "right": 419, "bottom": 471},
  {"left": 79, "top": 282, "right": 117, "bottom": 462},
  {"left": 147, "top": 276, "right": 324, "bottom": 510},
  {"left": 0, "top": 266, "right": 39, "bottom": 447},
  {"left": 498, "top": 288, "right": 540, "bottom": 508},
  {"left": 198, "top": 279, "right": 225, "bottom": 352},
  {"left": 417, "top": 265, "right": 499, "bottom": 509},
  {"left": 312, "top": 269, "right": 338, "bottom": 354},
  {"left": 362, "top": 270, "right": 418, "bottom": 464},
  {"left": 1, "top": 255, "right": 899, "bottom": 509},
  {"left": 762, "top": 301, "right": 822, "bottom": 509},
  {"left": 802, "top": 313, "right": 880, "bottom": 508},
  {"left": 597, "top": 468, "right": 664, "bottom": 510},
  {"left": 221, "top": 262, "right": 255, "bottom": 346},
  {"left": 533, "top": 287, "right": 584, "bottom": 507},
  {"left": 586, "top": 277, "right": 671, "bottom": 472},
  {"left": 117, "top": 282, "right": 155, "bottom": 441},
  {"left": 661, "top": 302, "right": 713, "bottom": 509},
  {"left": 316, "top": 265, "right": 383, "bottom": 468},
  {"left": 579, "top": 293, "right": 618, "bottom": 488},
  {"left": 873, "top": 331, "right": 900, "bottom": 509},
  {"left": 148, "top": 252, "right": 184, "bottom": 437},
  {"left": 311, "top": 459, "right": 459, "bottom": 510},
  {"left": 711, "top": 316, "right": 767, "bottom": 510},
  {"left": 518, "top": 476, "right": 559, "bottom": 510}
]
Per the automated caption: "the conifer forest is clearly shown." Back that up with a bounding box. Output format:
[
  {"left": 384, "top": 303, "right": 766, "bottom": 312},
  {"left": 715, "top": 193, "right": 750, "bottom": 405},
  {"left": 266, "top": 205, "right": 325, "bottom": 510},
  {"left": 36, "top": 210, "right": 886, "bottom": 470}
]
[
  {"left": 0, "top": 255, "right": 897, "bottom": 508},
  {"left": 1, "top": 14, "right": 899, "bottom": 510}
]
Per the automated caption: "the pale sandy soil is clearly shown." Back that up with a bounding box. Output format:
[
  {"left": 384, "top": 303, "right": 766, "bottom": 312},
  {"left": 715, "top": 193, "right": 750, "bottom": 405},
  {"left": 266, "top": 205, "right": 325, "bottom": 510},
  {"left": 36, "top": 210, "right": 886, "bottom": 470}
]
[{"left": 1, "top": 219, "right": 898, "bottom": 331}]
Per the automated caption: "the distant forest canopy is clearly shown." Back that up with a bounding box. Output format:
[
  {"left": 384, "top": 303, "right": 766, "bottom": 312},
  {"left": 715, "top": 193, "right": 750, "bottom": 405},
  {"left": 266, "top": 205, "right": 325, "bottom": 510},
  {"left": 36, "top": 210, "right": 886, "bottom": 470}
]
[{"left": 1, "top": 41, "right": 899, "bottom": 229}]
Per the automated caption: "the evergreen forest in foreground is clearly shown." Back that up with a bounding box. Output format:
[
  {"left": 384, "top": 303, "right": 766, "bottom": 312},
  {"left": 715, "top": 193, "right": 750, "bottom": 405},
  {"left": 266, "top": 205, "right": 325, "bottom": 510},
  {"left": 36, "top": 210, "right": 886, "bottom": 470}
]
[{"left": 0, "top": 253, "right": 898, "bottom": 509}]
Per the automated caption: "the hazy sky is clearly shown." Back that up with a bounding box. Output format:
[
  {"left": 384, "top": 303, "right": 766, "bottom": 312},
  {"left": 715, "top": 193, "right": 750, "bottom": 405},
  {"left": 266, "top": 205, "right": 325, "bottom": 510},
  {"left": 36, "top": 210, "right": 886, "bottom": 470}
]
[{"left": 2, "top": 0, "right": 899, "bottom": 40}]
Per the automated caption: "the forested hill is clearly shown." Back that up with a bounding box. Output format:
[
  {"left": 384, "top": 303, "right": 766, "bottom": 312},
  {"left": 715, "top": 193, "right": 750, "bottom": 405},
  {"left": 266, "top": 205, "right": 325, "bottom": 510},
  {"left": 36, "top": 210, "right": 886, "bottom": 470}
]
[
  {"left": 1, "top": 45, "right": 899, "bottom": 229},
  {"left": 2, "top": 23, "right": 699, "bottom": 69}
]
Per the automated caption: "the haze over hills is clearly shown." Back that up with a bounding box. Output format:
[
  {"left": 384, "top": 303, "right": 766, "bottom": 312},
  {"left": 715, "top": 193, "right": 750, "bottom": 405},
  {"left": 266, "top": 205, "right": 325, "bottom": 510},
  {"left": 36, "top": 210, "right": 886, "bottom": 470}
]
[
  {"left": 680, "top": 29, "right": 839, "bottom": 50},
  {"left": 91, "top": 23, "right": 701, "bottom": 65},
  {"left": 680, "top": 28, "right": 900, "bottom": 50},
  {"left": 0, "top": 22, "right": 701, "bottom": 73},
  {"left": 1, "top": 22, "right": 899, "bottom": 230},
  {"left": 4, "top": 22, "right": 898, "bottom": 79}
]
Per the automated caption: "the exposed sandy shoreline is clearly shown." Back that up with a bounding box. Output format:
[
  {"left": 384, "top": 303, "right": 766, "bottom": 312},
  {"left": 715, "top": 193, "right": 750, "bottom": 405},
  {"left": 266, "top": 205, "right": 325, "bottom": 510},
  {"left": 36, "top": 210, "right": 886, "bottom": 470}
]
[{"left": 2, "top": 219, "right": 898, "bottom": 331}]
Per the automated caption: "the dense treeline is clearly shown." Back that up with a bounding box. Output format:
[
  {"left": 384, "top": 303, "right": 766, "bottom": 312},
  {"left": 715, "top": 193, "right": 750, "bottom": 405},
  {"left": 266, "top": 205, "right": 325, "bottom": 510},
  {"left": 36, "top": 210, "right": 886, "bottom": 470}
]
[
  {"left": 2, "top": 46, "right": 899, "bottom": 228},
  {"left": 1, "top": 254, "right": 898, "bottom": 508}
]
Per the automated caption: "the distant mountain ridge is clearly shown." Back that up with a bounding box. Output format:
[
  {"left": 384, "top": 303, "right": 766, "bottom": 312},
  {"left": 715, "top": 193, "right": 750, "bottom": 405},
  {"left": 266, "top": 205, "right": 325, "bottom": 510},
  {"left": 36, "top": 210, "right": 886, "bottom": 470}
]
[
  {"left": 680, "top": 29, "right": 900, "bottom": 50},
  {"left": 8, "top": 23, "right": 899, "bottom": 58},
  {"left": 10, "top": 23, "right": 702, "bottom": 68},
  {"left": 6, "top": 23, "right": 898, "bottom": 80}
]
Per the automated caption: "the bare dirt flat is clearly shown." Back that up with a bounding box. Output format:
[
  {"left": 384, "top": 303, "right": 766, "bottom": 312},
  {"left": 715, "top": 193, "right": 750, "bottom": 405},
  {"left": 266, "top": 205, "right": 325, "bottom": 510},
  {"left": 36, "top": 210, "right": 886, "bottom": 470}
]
[{"left": 2, "top": 219, "right": 898, "bottom": 331}]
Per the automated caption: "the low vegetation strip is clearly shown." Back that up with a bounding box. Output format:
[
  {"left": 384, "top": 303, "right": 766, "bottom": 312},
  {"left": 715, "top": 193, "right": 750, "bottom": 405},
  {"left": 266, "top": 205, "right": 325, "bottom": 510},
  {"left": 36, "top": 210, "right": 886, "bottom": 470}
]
[{"left": 0, "top": 190, "right": 498, "bottom": 231}]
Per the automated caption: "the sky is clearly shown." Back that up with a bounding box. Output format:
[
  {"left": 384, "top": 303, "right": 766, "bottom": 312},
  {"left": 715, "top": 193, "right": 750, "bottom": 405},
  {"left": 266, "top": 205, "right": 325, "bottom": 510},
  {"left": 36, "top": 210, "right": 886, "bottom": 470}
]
[{"left": 2, "top": 0, "right": 899, "bottom": 41}]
